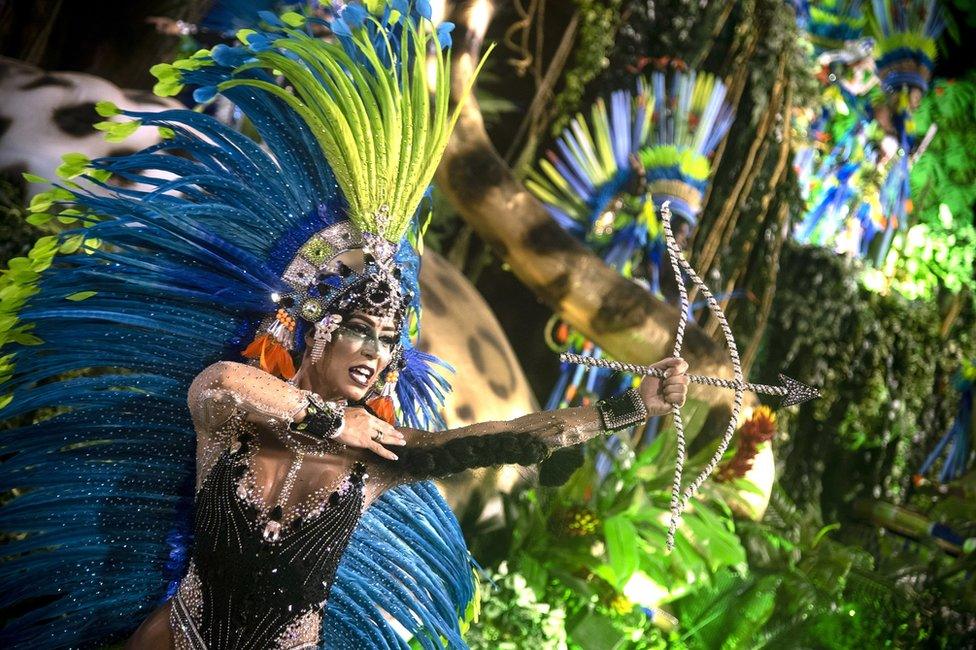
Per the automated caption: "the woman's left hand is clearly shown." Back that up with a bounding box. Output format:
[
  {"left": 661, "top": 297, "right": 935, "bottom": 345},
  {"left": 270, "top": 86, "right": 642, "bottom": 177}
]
[
  {"left": 333, "top": 407, "right": 406, "bottom": 461},
  {"left": 638, "top": 357, "right": 689, "bottom": 417}
]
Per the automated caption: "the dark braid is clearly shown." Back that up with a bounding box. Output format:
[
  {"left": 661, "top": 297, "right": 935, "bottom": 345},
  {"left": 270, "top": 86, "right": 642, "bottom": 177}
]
[
  {"left": 387, "top": 432, "right": 551, "bottom": 479},
  {"left": 538, "top": 444, "right": 585, "bottom": 487}
]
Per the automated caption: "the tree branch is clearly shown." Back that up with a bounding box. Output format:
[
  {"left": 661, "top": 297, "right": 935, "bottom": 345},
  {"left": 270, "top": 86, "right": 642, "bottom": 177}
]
[{"left": 436, "top": 1, "right": 757, "bottom": 432}]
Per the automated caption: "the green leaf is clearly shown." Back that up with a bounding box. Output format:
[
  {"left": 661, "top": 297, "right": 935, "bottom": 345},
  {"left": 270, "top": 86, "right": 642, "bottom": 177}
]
[
  {"left": 604, "top": 515, "right": 639, "bottom": 586},
  {"left": 59, "top": 234, "right": 85, "bottom": 254},
  {"left": 153, "top": 79, "right": 184, "bottom": 97},
  {"left": 22, "top": 172, "right": 47, "bottom": 184},
  {"left": 9, "top": 332, "right": 43, "bottom": 346},
  {"left": 29, "top": 192, "right": 53, "bottom": 213},
  {"left": 50, "top": 187, "right": 74, "bottom": 202},
  {"left": 569, "top": 610, "right": 626, "bottom": 650},
  {"left": 95, "top": 119, "right": 141, "bottom": 143},
  {"left": 25, "top": 213, "right": 54, "bottom": 226},
  {"left": 0, "top": 284, "right": 22, "bottom": 302},
  {"left": 6, "top": 268, "right": 39, "bottom": 284},
  {"left": 150, "top": 63, "right": 175, "bottom": 80},
  {"left": 89, "top": 169, "right": 112, "bottom": 183},
  {"left": 56, "top": 153, "right": 91, "bottom": 180},
  {"left": 590, "top": 562, "right": 618, "bottom": 587},
  {"left": 66, "top": 291, "right": 97, "bottom": 301},
  {"left": 95, "top": 100, "right": 120, "bottom": 117},
  {"left": 237, "top": 29, "right": 257, "bottom": 45},
  {"left": 28, "top": 236, "right": 57, "bottom": 256},
  {"left": 281, "top": 11, "right": 305, "bottom": 27},
  {"left": 7, "top": 258, "right": 32, "bottom": 272},
  {"left": 516, "top": 555, "right": 549, "bottom": 599},
  {"left": 684, "top": 507, "right": 746, "bottom": 571}
]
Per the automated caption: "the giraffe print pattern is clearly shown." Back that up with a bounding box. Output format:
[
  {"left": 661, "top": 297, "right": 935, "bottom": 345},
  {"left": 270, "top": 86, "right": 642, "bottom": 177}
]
[{"left": 0, "top": 57, "right": 181, "bottom": 200}]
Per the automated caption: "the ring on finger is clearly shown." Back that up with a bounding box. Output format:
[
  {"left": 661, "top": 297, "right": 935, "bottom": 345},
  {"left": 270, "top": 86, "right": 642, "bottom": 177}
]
[{"left": 372, "top": 430, "right": 383, "bottom": 442}]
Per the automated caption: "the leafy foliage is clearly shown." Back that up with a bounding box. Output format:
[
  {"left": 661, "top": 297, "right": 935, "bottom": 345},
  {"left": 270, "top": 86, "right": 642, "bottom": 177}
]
[
  {"left": 466, "top": 408, "right": 748, "bottom": 648},
  {"left": 465, "top": 562, "right": 570, "bottom": 650},
  {"left": 547, "top": 0, "right": 623, "bottom": 136},
  {"left": 891, "top": 73, "right": 976, "bottom": 298},
  {"left": 669, "top": 484, "right": 976, "bottom": 648}
]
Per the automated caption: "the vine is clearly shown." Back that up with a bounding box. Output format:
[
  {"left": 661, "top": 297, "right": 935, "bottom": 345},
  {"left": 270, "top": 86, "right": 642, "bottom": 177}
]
[{"left": 547, "top": 0, "right": 623, "bottom": 136}]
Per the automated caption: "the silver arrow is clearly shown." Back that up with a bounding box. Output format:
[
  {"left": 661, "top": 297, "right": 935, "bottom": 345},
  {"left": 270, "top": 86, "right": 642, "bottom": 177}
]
[{"left": 559, "top": 352, "right": 821, "bottom": 407}]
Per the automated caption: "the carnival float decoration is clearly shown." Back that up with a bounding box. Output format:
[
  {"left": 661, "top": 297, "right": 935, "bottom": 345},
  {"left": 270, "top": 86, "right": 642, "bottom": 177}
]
[
  {"left": 792, "top": 0, "right": 947, "bottom": 272},
  {"left": 526, "top": 67, "right": 735, "bottom": 417}
]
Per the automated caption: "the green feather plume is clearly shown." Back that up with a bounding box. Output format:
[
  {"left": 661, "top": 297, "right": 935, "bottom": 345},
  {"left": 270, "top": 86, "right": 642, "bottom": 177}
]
[{"left": 221, "top": 14, "right": 490, "bottom": 243}]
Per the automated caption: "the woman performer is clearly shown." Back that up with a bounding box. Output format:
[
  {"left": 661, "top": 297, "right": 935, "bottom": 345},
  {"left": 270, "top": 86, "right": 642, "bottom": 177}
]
[
  {"left": 127, "top": 278, "right": 686, "bottom": 649},
  {"left": 0, "top": 4, "right": 687, "bottom": 649}
]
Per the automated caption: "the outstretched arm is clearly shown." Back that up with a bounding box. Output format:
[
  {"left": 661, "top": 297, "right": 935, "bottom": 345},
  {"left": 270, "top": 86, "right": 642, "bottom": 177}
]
[{"left": 379, "top": 358, "right": 689, "bottom": 485}]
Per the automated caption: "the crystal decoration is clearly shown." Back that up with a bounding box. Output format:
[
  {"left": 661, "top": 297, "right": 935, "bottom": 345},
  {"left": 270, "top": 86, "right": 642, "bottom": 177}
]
[{"left": 262, "top": 520, "right": 282, "bottom": 543}]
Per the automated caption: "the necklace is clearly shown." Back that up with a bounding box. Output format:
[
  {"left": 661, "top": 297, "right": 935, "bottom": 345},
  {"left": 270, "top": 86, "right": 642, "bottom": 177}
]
[
  {"left": 261, "top": 421, "right": 343, "bottom": 541},
  {"left": 233, "top": 424, "right": 364, "bottom": 544},
  {"left": 262, "top": 450, "right": 305, "bottom": 543}
]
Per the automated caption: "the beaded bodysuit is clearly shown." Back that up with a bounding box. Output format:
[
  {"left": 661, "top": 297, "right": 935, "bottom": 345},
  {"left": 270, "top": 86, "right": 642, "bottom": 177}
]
[{"left": 170, "top": 416, "right": 370, "bottom": 650}]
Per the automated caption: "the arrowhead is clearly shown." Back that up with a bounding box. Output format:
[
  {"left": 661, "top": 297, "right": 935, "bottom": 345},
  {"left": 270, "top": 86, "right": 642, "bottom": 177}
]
[{"left": 778, "top": 374, "right": 821, "bottom": 407}]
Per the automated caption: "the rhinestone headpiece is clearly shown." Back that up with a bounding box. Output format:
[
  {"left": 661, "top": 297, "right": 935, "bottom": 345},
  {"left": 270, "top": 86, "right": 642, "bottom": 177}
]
[{"left": 256, "top": 210, "right": 410, "bottom": 355}]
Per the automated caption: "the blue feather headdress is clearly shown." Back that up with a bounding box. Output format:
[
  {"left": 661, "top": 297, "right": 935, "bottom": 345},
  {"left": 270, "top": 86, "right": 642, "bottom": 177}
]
[
  {"left": 0, "top": 3, "right": 484, "bottom": 648},
  {"left": 870, "top": 0, "right": 945, "bottom": 96},
  {"left": 793, "top": 0, "right": 868, "bottom": 54}
]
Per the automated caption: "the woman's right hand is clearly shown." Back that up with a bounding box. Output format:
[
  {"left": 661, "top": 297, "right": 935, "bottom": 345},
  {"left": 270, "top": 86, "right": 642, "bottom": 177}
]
[
  {"left": 638, "top": 357, "right": 689, "bottom": 417},
  {"left": 334, "top": 408, "right": 406, "bottom": 461}
]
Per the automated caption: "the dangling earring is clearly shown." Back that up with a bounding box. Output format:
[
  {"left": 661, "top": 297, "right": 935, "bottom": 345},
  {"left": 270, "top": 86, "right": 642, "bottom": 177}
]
[
  {"left": 368, "top": 368, "right": 398, "bottom": 425},
  {"left": 380, "top": 368, "right": 398, "bottom": 397},
  {"left": 310, "top": 314, "right": 342, "bottom": 363},
  {"left": 242, "top": 306, "right": 298, "bottom": 379}
]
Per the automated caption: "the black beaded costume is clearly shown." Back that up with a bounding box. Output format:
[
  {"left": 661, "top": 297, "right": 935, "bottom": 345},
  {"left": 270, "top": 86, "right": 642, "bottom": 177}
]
[
  {"left": 171, "top": 418, "right": 369, "bottom": 649},
  {"left": 166, "top": 358, "right": 617, "bottom": 648}
]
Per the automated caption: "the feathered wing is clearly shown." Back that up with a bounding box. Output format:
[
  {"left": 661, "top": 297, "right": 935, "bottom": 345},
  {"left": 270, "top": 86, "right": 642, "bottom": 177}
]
[{"left": 0, "top": 8, "right": 478, "bottom": 649}]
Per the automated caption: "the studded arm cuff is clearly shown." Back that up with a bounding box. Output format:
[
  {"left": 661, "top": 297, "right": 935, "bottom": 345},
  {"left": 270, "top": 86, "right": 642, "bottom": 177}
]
[
  {"left": 290, "top": 393, "right": 345, "bottom": 441},
  {"left": 595, "top": 388, "right": 648, "bottom": 432}
]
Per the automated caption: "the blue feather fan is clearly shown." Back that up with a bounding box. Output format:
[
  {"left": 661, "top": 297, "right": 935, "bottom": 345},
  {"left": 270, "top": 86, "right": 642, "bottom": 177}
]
[{"left": 0, "top": 15, "right": 475, "bottom": 650}]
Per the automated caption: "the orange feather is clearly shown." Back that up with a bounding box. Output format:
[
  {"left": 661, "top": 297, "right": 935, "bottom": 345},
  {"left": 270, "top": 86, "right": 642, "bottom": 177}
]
[
  {"left": 242, "top": 333, "right": 296, "bottom": 379},
  {"left": 367, "top": 396, "right": 396, "bottom": 425}
]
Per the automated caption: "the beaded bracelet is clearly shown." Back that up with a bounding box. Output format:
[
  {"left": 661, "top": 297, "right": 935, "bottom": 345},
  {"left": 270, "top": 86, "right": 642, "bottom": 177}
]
[
  {"left": 595, "top": 388, "right": 648, "bottom": 432},
  {"left": 289, "top": 393, "right": 345, "bottom": 441}
]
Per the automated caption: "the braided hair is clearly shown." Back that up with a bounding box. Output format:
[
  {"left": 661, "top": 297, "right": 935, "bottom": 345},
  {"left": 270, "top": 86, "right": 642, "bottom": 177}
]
[{"left": 380, "top": 430, "right": 551, "bottom": 480}]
